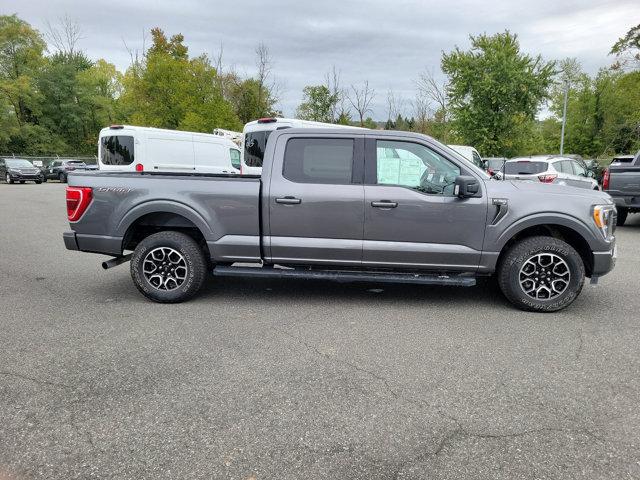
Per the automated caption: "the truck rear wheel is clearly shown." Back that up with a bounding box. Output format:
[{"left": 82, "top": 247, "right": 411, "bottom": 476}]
[
  {"left": 497, "top": 236, "right": 585, "bottom": 312},
  {"left": 130, "top": 231, "right": 207, "bottom": 303},
  {"left": 616, "top": 208, "right": 627, "bottom": 226}
]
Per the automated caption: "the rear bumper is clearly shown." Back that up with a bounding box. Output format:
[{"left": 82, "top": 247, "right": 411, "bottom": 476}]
[
  {"left": 63, "top": 231, "right": 122, "bottom": 255},
  {"left": 63, "top": 231, "right": 79, "bottom": 250},
  {"left": 610, "top": 195, "right": 640, "bottom": 211}
]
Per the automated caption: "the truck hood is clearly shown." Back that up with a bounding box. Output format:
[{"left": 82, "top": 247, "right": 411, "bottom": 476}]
[{"left": 485, "top": 179, "right": 613, "bottom": 205}]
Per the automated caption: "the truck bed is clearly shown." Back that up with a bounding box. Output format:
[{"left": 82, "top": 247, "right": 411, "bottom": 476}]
[{"left": 67, "top": 170, "right": 263, "bottom": 261}]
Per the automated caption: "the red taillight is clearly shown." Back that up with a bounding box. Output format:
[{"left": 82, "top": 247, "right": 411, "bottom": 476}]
[
  {"left": 602, "top": 168, "right": 610, "bottom": 190},
  {"left": 66, "top": 187, "right": 93, "bottom": 222},
  {"left": 257, "top": 117, "right": 277, "bottom": 123},
  {"left": 135, "top": 163, "right": 144, "bottom": 172},
  {"left": 537, "top": 174, "right": 557, "bottom": 183}
]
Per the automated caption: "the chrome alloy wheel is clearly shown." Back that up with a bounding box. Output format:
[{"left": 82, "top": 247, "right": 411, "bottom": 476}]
[
  {"left": 519, "top": 253, "right": 571, "bottom": 300},
  {"left": 142, "top": 247, "right": 188, "bottom": 291}
]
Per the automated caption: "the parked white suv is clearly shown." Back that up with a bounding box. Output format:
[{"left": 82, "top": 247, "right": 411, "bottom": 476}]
[{"left": 503, "top": 156, "right": 599, "bottom": 190}]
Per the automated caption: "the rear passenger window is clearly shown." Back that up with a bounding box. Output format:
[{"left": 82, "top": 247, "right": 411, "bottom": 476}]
[
  {"left": 283, "top": 138, "right": 354, "bottom": 184},
  {"left": 101, "top": 136, "right": 134, "bottom": 166}
]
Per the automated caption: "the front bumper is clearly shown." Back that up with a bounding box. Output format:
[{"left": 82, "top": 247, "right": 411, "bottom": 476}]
[
  {"left": 8, "top": 173, "right": 42, "bottom": 181},
  {"left": 591, "top": 238, "right": 616, "bottom": 277}
]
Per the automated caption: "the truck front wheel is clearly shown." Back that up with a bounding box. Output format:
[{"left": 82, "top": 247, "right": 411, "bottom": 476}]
[
  {"left": 130, "top": 231, "right": 207, "bottom": 303},
  {"left": 497, "top": 236, "right": 585, "bottom": 312}
]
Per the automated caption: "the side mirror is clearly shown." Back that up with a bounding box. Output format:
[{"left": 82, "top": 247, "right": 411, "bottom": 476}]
[{"left": 454, "top": 175, "right": 480, "bottom": 198}]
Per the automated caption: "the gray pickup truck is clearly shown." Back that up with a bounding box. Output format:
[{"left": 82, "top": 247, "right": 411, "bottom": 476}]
[
  {"left": 603, "top": 151, "right": 640, "bottom": 226},
  {"left": 63, "top": 129, "right": 617, "bottom": 312}
]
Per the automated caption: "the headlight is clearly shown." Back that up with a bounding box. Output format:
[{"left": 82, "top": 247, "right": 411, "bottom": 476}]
[{"left": 592, "top": 205, "right": 615, "bottom": 239}]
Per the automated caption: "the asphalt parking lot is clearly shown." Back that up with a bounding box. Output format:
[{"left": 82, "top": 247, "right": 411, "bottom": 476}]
[{"left": 1, "top": 182, "right": 639, "bottom": 479}]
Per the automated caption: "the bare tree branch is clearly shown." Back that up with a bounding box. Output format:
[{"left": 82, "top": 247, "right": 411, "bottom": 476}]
[
  {"left": 346, "top": 80, "right": 375, "bottom": 126},
  {"left": 386, "top": 89, "right": 406, "bottom": 122},
  {"left": 416, "top": 69, "right": 449, "bottom": 121},
  {"left": 46, "top": 15, "right": 83, "bottom": 57},
  {"left": 324, "top": 65, "right": 342, "bottom": 122}
]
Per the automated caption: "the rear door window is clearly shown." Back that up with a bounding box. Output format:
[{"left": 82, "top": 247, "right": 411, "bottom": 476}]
[
  {"left": 101, "top": 135, "right": 134, "bottom": 165},
  {"left": 283, "top": 138, "right": 354, "bottom": 184},
  {"left": 504, "top": 161, "right": 548, "bottom": 175},
  {"left": 572, "top": 161, "right": 587, "bottom": 176}
]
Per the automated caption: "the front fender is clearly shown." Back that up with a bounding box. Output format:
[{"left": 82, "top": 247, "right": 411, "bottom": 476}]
[{"left": 492, "top": 212, "right": 603, "bottom": 251}]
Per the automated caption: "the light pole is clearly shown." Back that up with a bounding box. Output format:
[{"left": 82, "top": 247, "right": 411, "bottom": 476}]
[{"left": 560, "top": 81, "right": 569, "bottom": 155}]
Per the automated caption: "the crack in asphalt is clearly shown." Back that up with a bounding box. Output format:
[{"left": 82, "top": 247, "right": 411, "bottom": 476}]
[
  {"left": 271, "top": 323, "right": 621, "bottom": 478},
  {"left": 0, "top": 370, "right": 72, "bottom": 390},
  {"left": 1, "top": 370, "right": 100, "bottom": 452},
  {"left": 575, "top": 329, "right": 585, "bottom": 360}
]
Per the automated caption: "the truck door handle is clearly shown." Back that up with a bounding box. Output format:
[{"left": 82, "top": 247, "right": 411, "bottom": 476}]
[
  {"left": 275, "top": 196, "right": 302, "bottom": 205},
  {"left": 371, "top": 201, "right": 398, "bottom": 208}
]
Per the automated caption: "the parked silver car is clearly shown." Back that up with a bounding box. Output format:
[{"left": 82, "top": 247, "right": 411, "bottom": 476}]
[{"left": 503, "top": 156, "right": 599, "bottom": 190}]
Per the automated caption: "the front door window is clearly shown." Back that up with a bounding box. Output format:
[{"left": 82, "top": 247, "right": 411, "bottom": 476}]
[{"left": 376, "top": 140, "right": 460, "bottom": 195}]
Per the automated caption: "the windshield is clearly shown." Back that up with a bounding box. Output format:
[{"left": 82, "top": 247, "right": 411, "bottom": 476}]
[
  {"left": 5, "top": 159, "right": 35, "bottom": 168},
  {"left": 504, "top": 161, "right": 548, "bottom": 175},
  {"left": 244, "top": 130, "right": 273, "bottom": 168}
]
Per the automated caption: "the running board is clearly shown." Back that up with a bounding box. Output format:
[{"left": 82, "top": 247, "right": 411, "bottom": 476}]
[{"left": 212, "top": 266, "right": 476, "bottom": 286}]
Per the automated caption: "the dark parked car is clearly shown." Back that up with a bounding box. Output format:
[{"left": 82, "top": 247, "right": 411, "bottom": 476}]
[
  {"left": 603, "top": 151, "right": 640, "bottom": 226},
  {"left": 44, "top": 159, "right": 92, "bottom": 183},
  {"left": 0, "top": 158, "right": 44, "bottom": 184}
]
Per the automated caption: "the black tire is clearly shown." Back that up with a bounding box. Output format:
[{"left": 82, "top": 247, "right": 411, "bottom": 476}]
[
  {"left": 42, "top": 177, "right": 47, "bottom": 183},
  {"left": 130, "top": 231, "right": 207, "bottom": 303},
  {"left": 497, "top": 236, "right": 585, "bottom": 312},
  {"left": 19, "top": 180, "right": 25, "bottom": 184},
  {"left": 616, "top": 208, "right": 628, "bottom": 227},
  {"left": 58, "top": 172, "right": 67, "bottom": 183},
  {"left": 35, "top": 180, "right": 42, "bottom": 184}
]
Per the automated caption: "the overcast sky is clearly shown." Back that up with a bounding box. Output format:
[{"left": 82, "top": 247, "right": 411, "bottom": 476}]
[{"left": 6, "top": 0, "right": 640, "bottom": 119}]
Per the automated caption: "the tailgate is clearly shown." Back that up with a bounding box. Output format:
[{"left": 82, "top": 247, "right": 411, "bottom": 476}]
[{"left": 608, "top": 167, "right": 640, "bottom": 199}]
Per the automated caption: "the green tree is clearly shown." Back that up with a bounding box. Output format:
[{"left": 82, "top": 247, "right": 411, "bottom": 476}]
[
  {"left": 0, "top": 15, "right": 45, "bottom": 127},
  {"left": 118, "top": 28, "right": 241, "bottom": 132},
  {"left": 336, "top": 110, "right": 352, "bottom": 125},
  {"left": 230, "top": 78, "right": 278, "bottom": 124},
  {"left": 441, "top": 31, "right": 555, "bottom": 157},
  {"left": 296, "top": 85, "right": 339, "bottom": 122},
  {"left": 610, "top": 23, "right": 640, "bottom": 71}
]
